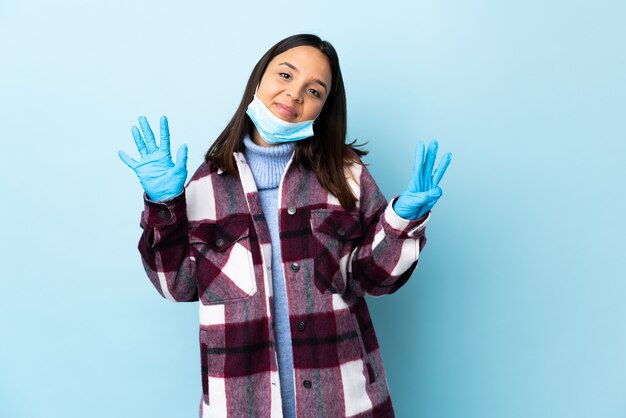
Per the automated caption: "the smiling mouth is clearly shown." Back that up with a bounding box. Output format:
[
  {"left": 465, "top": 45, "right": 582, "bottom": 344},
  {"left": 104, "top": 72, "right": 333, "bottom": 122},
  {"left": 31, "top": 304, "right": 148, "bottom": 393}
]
[{"left": 275, "top": 103, "right": 297, "bottom": 119}]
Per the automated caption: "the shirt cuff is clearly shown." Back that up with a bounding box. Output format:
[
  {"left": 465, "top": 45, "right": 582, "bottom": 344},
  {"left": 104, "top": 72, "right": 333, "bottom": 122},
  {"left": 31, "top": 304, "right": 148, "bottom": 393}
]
[
  {"left": 383, "top": 196, "right": 431, "bottom": 239},
  {"left": 140, "top": 190, "right": 186, "bottom": 229}
]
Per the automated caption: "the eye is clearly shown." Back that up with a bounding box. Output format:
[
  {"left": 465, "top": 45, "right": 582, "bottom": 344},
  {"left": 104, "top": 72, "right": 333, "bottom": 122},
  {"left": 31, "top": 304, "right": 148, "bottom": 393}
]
[
  {"left": 308, "top": 88, "right": 321, "bottom": 98},
  {"left": 278, "top": 72, "right": 291, "bottom": 79}
]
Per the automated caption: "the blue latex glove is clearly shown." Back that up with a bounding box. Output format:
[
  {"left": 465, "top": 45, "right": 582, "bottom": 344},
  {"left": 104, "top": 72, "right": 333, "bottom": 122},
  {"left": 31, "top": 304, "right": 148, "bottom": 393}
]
[
  {"left": 118, "top": 115, "right": 188, "bottom": 202},
  {"left": 393, "top": 139, "right": 452, "bottom": 220}
]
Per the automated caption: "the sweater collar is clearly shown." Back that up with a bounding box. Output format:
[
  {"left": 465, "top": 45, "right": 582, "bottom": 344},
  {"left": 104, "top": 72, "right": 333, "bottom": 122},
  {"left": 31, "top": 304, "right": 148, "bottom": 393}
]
[{"left": 242, "top": 133, "right": 295, "bottom": 190}]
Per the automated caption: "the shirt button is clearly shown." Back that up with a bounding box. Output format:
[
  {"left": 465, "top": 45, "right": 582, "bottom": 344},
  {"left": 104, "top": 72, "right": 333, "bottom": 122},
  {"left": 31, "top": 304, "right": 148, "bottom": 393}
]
[
  {"left": 302, "top": 380, "right": 312, "bottom": 389},
  {"left": 267, "top": 265, "right": 272, "bottom": 271},
  {"left": 287, "top": 207, "right": 296, "bottom": 215},
  {"left": 297, "top": 321, "right": 306, "bottom": 331},
  {"left": 337, "top": 228, "right": 345, "bottom": 237},
  {"left": 290, "top": 262, "right": 300, "bottom": 272},
  {"left": 215, "top": 238, "right": 225, "bottom": 247},
  {"left": 157, "top": 210, "right": 167, "bottom": 219}
]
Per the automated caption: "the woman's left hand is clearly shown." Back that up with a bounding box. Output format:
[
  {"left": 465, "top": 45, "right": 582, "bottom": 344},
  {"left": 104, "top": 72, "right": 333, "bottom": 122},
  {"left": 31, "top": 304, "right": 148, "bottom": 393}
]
[{"left": 393, "top": 139, "right": 452, "bottom": 220}]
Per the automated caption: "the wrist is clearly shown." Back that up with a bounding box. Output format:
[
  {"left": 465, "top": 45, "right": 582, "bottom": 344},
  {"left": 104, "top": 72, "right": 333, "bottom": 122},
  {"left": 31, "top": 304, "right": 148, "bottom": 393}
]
[
  {"left": 147, "top": 189, "right": 183, "bottom": 202},
  {"left": 392, "top": 196, "right": 414, "bottom": 220}
]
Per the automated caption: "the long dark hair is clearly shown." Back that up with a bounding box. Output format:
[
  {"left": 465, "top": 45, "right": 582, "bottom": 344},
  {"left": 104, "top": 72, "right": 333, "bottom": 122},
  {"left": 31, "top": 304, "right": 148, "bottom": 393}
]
[{"left": 204, "top": 34, "right": 368, "bottom": 211}]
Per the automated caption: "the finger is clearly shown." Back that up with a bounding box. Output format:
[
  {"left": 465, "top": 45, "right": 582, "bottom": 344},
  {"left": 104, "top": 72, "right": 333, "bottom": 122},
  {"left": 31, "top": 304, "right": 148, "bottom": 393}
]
[
  {"left": 405, "top": 188, "right": 441, "bottom": 207},
  {"left": 423, "top": 191, "right": 442, "bottom": 212},
  {"left": 160, "top": 115, "right": 170, "bottom": 151},
  {"left": 118, "top": 150, "right": 139, "bottom": 169},
  {"left": 417, "top": 195, "right": 441, "bottom": 218},
  {"left": 422, "top": 139, "right": 438, "bottom": 191},
  {"left": 131, "top": 126, "right": 147, "bottom": 157},
  {"left": 426, "top": 186, "right": 442, "bottom": 199},
  {"left": 432, "top": 152, "right": 452, "bottom": 187},
  {"left": 420, "top": 187, "right": 442, "bottom": 213},
  {"left": 408, "top": 195, "right": 431, "bottom": 208},
  {"left": 138, "top": 115, "right": 157, "bottom": 153},
  {"left": 174, "top": 144, "right": 188, "bottom": 171},
  {"left": 410, "top": 141, "right": 425, "bottom": 192}
]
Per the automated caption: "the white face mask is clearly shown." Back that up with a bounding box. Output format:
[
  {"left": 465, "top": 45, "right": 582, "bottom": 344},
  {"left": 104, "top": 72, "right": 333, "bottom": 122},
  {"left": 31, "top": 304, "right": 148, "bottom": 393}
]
[{"left": 245, "top": 91, "right": 316, "bottom": 145}]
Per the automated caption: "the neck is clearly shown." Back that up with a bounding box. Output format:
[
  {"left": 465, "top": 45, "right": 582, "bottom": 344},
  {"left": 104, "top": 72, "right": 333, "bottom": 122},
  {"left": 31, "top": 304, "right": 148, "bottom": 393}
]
[{"left": 252, "top": 127, "right": 273, "bottom": 147}]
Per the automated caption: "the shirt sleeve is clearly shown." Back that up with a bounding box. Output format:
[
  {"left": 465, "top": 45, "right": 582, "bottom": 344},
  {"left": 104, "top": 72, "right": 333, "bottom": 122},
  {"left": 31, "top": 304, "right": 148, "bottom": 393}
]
[
  {"left": 137, "top": 190, "right": 199, "bottom": 302},
  {"left": 347, "top": 164, "right": 430, "bottom": 297}
]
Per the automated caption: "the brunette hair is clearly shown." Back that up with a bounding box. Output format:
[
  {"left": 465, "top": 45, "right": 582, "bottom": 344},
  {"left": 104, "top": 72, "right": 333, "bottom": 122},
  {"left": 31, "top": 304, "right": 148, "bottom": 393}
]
[{"left": 204, "top": 33, "right": 368, "bottom": 211}]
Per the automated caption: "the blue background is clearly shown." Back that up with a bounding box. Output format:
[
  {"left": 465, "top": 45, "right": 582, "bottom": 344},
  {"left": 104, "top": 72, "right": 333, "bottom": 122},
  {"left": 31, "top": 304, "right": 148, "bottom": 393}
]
[{"left": 1, "top": 1, "right": 625, "bottom": 417}]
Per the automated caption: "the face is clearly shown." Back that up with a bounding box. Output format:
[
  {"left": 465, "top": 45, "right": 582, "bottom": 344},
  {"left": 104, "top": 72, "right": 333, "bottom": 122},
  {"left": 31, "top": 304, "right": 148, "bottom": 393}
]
[{"left": 256, "top": 45, "right": 332, "bottom": 124}]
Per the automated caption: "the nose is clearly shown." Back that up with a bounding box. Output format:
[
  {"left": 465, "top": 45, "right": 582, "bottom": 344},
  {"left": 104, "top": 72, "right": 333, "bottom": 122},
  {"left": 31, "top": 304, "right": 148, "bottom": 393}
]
[{"left": 286, "top": 88, "right": 303, "bottom": 103}]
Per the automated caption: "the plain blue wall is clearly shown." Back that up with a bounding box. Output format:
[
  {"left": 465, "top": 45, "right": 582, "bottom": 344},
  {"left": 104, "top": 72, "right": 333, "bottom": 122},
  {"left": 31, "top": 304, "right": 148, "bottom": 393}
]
[{"left": 1, "top": 0, "right": 625, "bottom": 417}]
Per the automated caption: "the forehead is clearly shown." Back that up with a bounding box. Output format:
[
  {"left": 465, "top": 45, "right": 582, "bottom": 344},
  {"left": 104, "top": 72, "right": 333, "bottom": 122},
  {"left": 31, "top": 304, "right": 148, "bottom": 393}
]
[{"left": 267, "top": 46, "right": 332, "bottom": 83}]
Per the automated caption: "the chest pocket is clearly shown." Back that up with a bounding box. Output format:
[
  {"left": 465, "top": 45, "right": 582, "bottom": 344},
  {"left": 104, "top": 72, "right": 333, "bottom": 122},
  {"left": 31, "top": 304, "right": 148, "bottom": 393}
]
[
  {"left": 310, "top": 209, "right": 363, "bottom": 294},
  {"left": 189, "top": 220, "right": 257, "bottom": 304}
]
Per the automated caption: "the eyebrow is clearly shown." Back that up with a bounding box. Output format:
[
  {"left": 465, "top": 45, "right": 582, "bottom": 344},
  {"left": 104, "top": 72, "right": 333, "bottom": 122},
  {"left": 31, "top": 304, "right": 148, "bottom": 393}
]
[{"left": 278, "top": 62, "right": 329, "bottom": 92}]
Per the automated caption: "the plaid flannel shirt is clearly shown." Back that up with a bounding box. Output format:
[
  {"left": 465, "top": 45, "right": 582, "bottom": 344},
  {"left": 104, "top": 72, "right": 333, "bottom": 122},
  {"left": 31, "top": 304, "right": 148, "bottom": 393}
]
[{"left": 138, "top": 150, "right": 430, "bottom": 418}]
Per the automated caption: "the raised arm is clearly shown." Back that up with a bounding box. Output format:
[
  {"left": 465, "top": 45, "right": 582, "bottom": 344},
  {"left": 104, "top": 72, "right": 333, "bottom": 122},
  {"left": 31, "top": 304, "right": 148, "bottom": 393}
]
[
  {"left": 119, "top": 115, "right": 197, "bottom": 301},
  {"left": 348, "top": 140, "right": 451, "bottom": 297}
]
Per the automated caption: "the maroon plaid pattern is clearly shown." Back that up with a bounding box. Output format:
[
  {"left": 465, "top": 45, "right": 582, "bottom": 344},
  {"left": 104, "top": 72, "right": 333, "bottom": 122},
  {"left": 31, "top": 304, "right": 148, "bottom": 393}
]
[{"left": 137, "top": 151, "right": 430, "bottom": 417}]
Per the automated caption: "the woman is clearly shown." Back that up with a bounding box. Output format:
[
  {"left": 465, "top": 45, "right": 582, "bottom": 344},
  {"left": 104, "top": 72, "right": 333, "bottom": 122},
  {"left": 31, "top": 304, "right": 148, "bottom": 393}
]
[{"left": 119, "top": 33, "right": 451, "bottom": 418}]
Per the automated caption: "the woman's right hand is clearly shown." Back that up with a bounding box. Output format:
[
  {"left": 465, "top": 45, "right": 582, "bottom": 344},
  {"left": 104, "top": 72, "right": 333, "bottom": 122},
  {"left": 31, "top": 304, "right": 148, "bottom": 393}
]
[{"left": 118, "top": 115, "right": 188, "bottom": 202}]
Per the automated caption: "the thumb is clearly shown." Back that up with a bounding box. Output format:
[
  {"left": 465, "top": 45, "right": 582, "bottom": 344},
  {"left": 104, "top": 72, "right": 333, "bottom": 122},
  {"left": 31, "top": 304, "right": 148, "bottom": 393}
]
[
  {"left": 426, "top": 186, "right": 442, "bottom": 198},
  {"left": 174, "top": 144, "right": 188, "bottom": 171},
  {"left": 403, "top": 192, "right": 432, "bottom": 207},
  {"left": 118, "top": 150, "right": 138, "bottom": 169},
  {"left": 422, "top": 187, "right": 442, "bottom": 211},
  {"left": 408, "top": 187, "right": 441, "bottom": 207}
]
